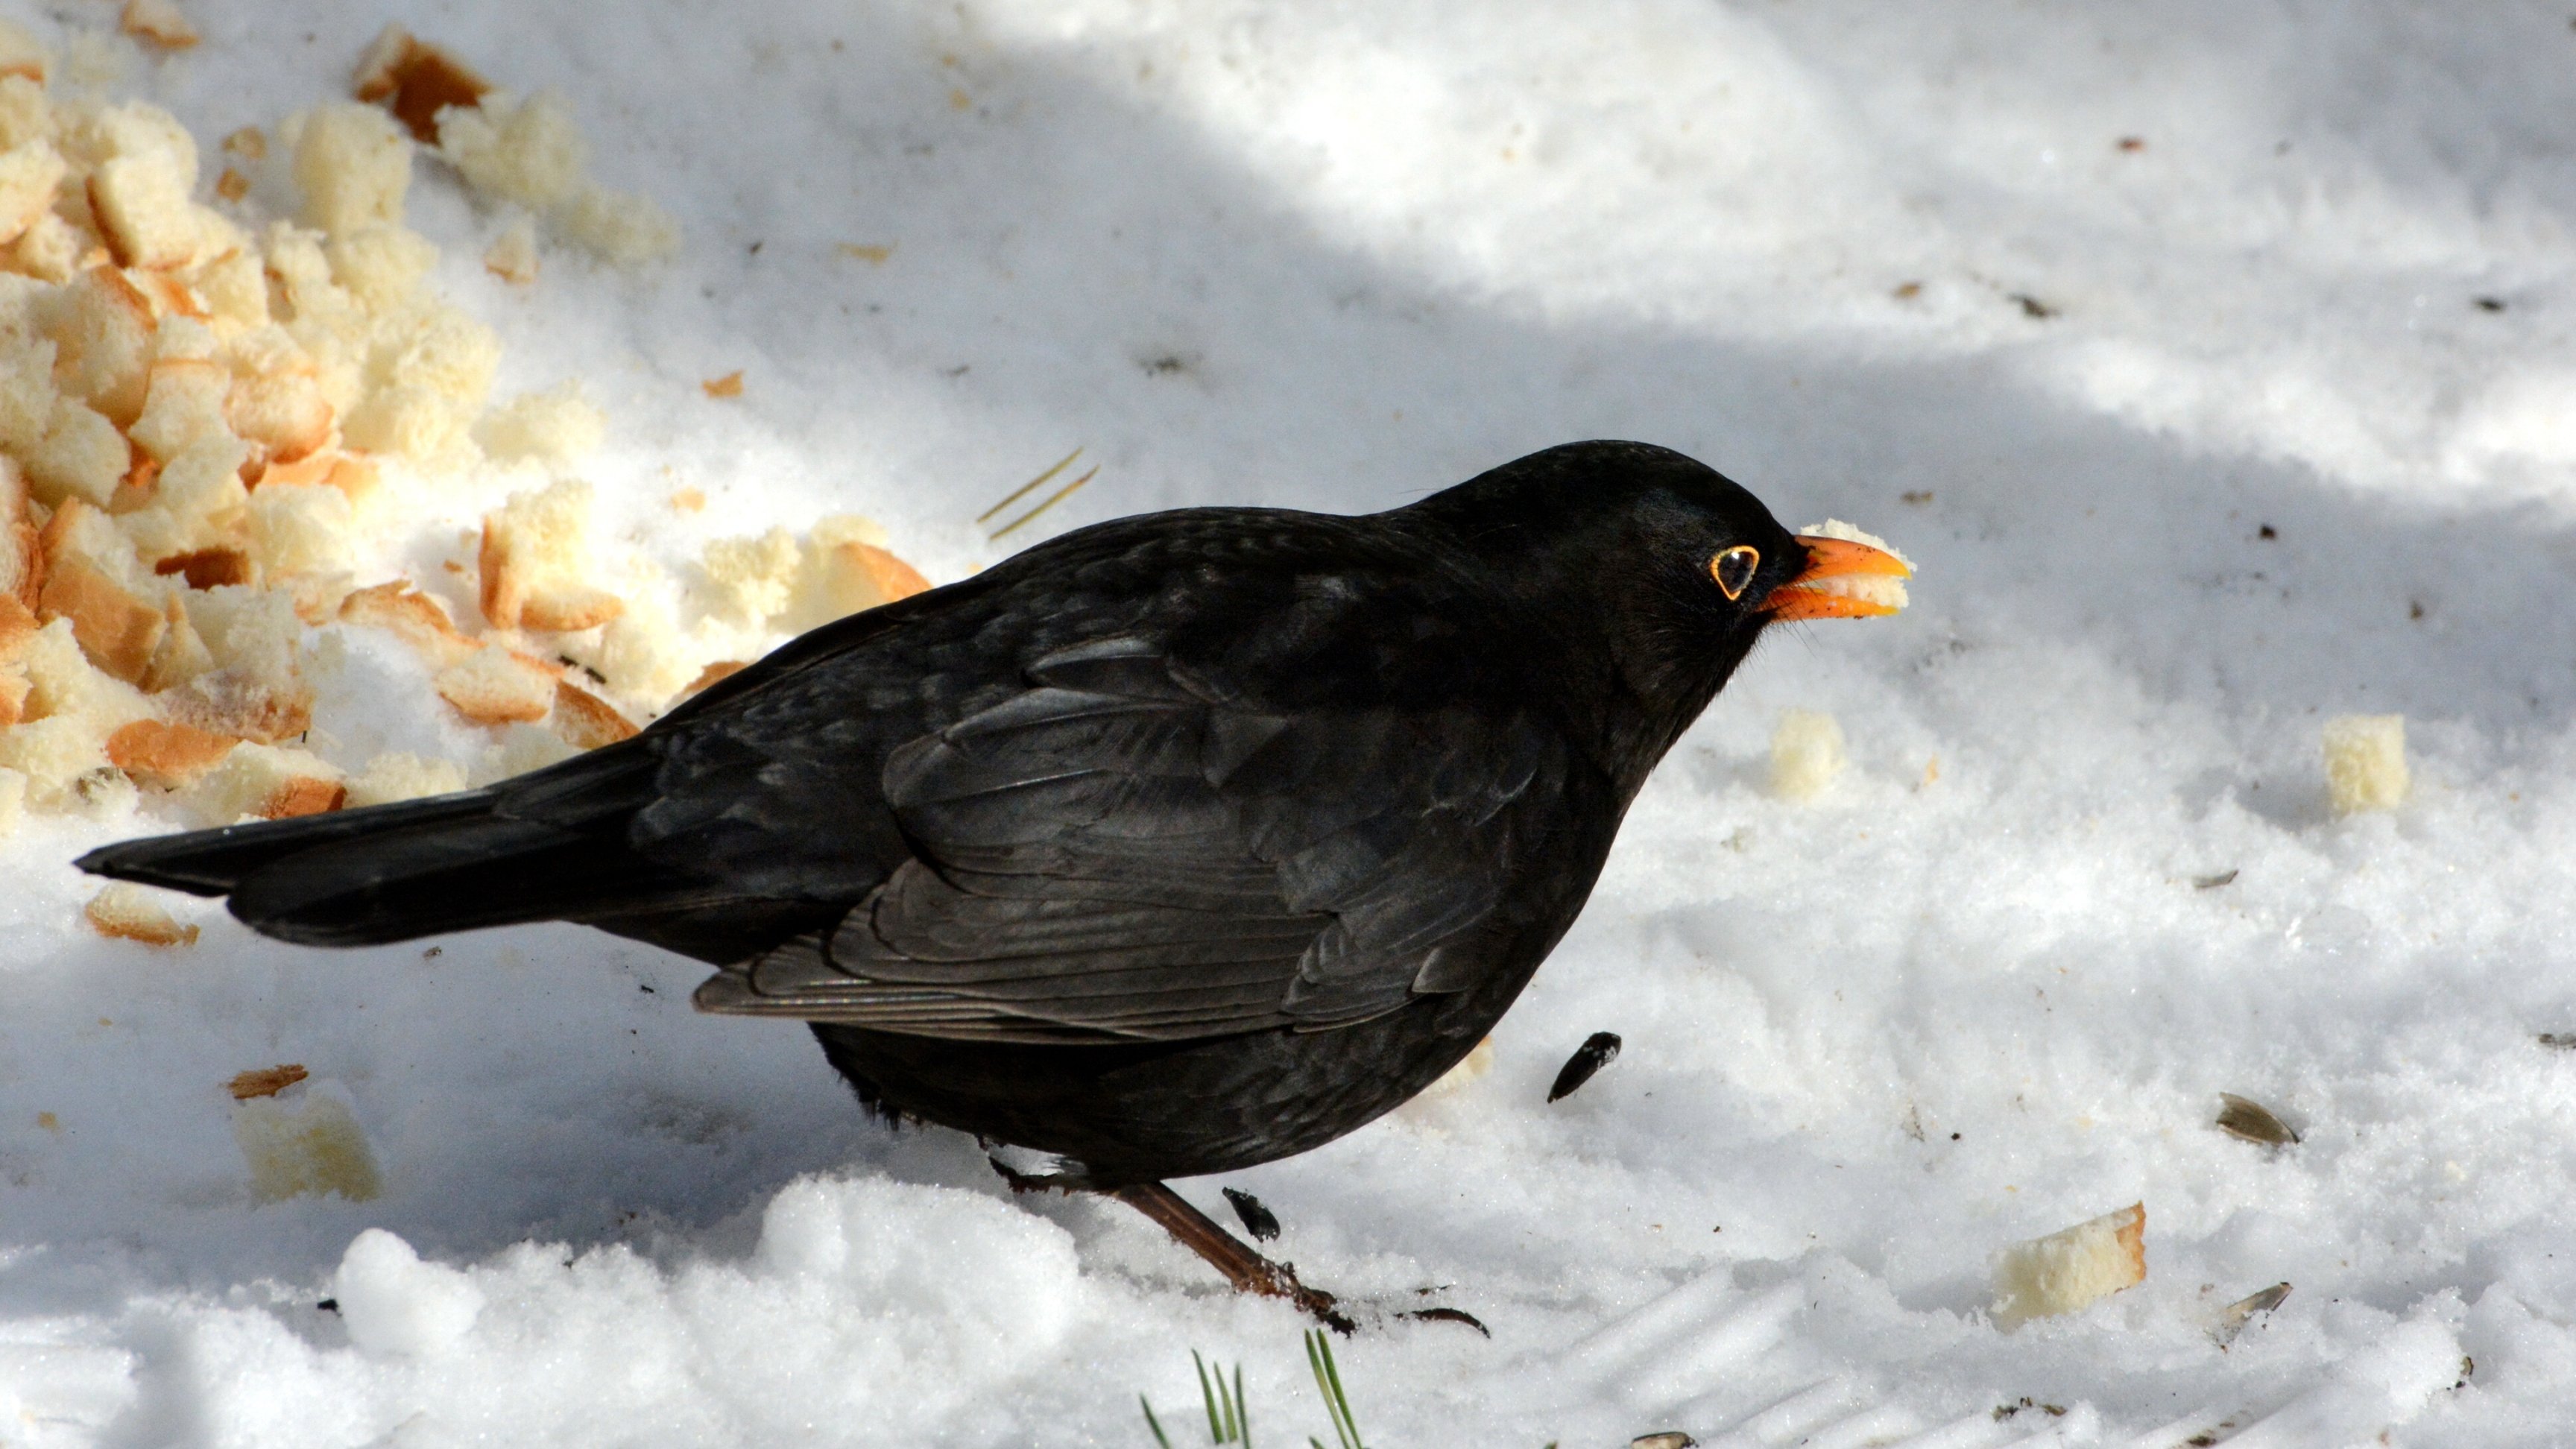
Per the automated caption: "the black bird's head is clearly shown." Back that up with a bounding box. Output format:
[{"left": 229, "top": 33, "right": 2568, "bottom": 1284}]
[{"left": 1399, "top": 440, "right": 1910, "bottom": 784}]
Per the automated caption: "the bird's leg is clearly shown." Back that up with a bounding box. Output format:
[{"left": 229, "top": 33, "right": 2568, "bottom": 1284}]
[
  {"left": 984, "top": 1154, "right": 1354, "bottom": 1331},
  {"left": 1107, "top": 1181, "right": 1357, "bottom": 1335}
]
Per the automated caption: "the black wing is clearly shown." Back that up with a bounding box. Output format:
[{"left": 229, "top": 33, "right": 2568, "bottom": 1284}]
[{"left": 691, "top": 617, "right": 1568, "bottom": 1044}]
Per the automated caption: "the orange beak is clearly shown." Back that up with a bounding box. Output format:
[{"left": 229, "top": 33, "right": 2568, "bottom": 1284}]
[{"left": 1768, "top": 535, "right": 1913, "bottom": 620}]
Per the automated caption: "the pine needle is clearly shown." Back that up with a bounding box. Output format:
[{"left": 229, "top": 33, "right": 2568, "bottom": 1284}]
[
  {"left": 976, "top": 446, "right": 1082, "bottom": 524},
  {"left": 986, "top": 464, "right": 1098, "bottom": 540}
]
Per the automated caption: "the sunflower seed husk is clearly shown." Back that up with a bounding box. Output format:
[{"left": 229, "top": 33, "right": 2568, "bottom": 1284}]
[{"left": 2216, "top": 1093, "right": 2299, "bottom": 1146}]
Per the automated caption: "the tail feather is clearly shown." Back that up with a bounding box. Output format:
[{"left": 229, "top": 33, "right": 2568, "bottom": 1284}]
[
  {"left": 76, "top": 742, "right": 745, "bottom": 950},
  {"left": 75, "top": 790, "right": 504, "bottom": 897}
]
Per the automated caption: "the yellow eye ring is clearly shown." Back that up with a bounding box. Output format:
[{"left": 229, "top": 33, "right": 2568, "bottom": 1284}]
[{"left": 1711, "top": 546, "right": 1761, "bottom": 600}]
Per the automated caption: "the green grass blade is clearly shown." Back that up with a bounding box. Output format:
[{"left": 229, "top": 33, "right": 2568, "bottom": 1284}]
[
  {"left": 1235, "top": 1362, "right": 1251, "bottom": 1448},
  {"left": 1140, "top": 1395, "right": 1175, "bottom": 1449},
  {"left": 1197, "top": 1352, "right": 1222, "bottom": 1443}
]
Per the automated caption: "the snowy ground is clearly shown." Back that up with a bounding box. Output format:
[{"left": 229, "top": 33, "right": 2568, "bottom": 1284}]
[{"left": 9, "top": 1, "right": 2576, "bottom": 1445}]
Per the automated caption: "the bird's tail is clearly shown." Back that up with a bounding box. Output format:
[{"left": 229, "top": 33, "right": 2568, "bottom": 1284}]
[{"left": 75, "top": 744, "right": 713, "bottom": 948}]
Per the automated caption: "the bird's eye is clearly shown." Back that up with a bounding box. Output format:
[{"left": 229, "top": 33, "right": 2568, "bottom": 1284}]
[{"left": 1711, "top": 546, "right": 1761, "bottom": 600}]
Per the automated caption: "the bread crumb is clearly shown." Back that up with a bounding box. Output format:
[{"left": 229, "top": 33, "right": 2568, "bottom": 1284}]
[
  {"left": 476, "top": 380, "right": 603, "bottom": 466},
  {"left": 836, "top": 243, "right": 894, "bottom": 264},
  {"left": 701, "top": 370, "right": 742, "bottom": 399},
  {"left": 154, "top": 546, "right": 250, "bottom": 590},
  {"left": 2323, "top": 713, "right": 2407, "bottom": 815},
  {"left": 326, "top": 223, "right": 438, "bottom": 312},
  {"left": 668, "top": 487, "right": 703, "bottom": 513},
  {"left": 1419, "top": 1036, "right": 1494, "bottom": 1099},
  {"left": 339, "top": 580, "right": 474, "bottom": 668},
  {"left": 233, "top": 1085, "right": 381, "bottom": 1202},
  {"left": 1770, "top": 709, "right": 1846, "bottom": 801},
  {"left": 1991, "top": 1203, "right": 2146, "bottom": 1330},
  {"left": 213, "top": 167, "right": 248, "bottom": 203},
  {"left": 482, "top": 214, "right": 537, "bottom": 284},
  {"left": 84, "top": 882, "right": 199, "bottom": 945},
  {"left": 86, "top": 103, "right": 230, "bottom": 271},
  {"left": 680, "top": 659, "right": 745, "bottom": 697},
  {"left": 477, "top": 478, "right": 619, "bottom": 631},
  {"left": 555, "top": 181, "right": 678, "bottom": 265},
  {"left": 345, "top": 750, "right": 467, "bottom": 807},
  {"left": 105, "top": 717, "right": 236, "bottom": 786},
  {"left": 29, "top": 398, "right": 134, "bottom": 509},
  {"left": 435, "top": 640, "right": 557, "bottom": 724},
  {"left": 220, "top": 126, "right": 265, "bottom": 160},
  {"left": 43, "top": 265, "right": 158, "bottom": 429},
  {"left": 783, "top": 534, "right": 931, "bottom": 631},
  {"left": 227, "top": 1064, "right": 309, "bottom": 1100},
  {"left": 120, "top": 0, "right": 201, "bottom": 52},
  {"left": 436, "top": 89, "right": 584, "bottom": 211},
  {"left": 39, "top": 556, "right": 166, "bottom": 684},
  {"left": 129, "top": 357, "right": 233, "bottom": 463},
  {"left": 292, "top": 103, "right": 413, "bottom": 239},
  {"left": 351, "top": 24, "right": 490, "bottom": 144},
  {"left": 0, "top": 21, "right": 48, "bottom": 86},
  {"left": 247, "top": 481, "right": 354, "bottom": 578},
  {"left": 1797, "top": 518, "right": 1918, "bottom": 572},
  {"left": 476, "top": 719, "right": 579, "bottom": 782},
  {"left": 698, "top": 528, "right": 799, "bottom": 625},
  {"left": 550, "top": 678, "right": 637, "bottom": 749},
  {"left": 0, "top": 139, "right": 66, "bottom": 247},
  {"left": 183, "top": 740, "right": 343, "bottom": 822},
  {"left": 0, "top": 765, "right": 24, "bottom": 833}
]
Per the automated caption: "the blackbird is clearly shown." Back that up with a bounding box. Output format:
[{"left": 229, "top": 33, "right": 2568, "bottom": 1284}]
[{"left": 78, "top": 440, "right": 1907, "bottom": 1325}]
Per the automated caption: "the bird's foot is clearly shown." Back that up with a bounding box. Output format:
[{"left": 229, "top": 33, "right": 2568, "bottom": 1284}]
[
  {"left": 983, "top": 1154, "right": 1474, "bottom": 1335},
  {"left": 1108, "top": 1181, "right": 1357, "bottom": 1334}
]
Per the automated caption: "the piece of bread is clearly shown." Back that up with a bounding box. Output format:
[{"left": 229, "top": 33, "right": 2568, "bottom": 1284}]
[
  {"left": 324, "top": 223, "right": 436, "bottom": 313},
  {"left": 37, "top": 555, "right": 165, "bottom": 684},
  {"left": 477, "top": 478, "right": 619, "bottom": 631},
  {"left": 1990, "top": 1203, "right": 2147, "bottom": 1330},
  {"left": 84, "top": 881, "right": 200, "bottom": 945},
  {"left": 435, "top": 90, "right": 584, "bottom": 211},
  {"left": 476, "top": 380, "right": 603, "bottom": 465},
  {"left": 0, "top": 20, "right": 50, "bottom": 86},
  {"left": 154, "top": 546, "right": 250, "bottom": 590},
  {"left": 0, "top": 657, "right": 32, "bottom": 724},
  {"left": 246, "top": 479, "right": 353, "bottom": 578},
  {"left": 104, "top": 717, "right": 236, "bottom": 786},
  {"left": 549, "top": 678, "right": 636, "bottom": 748},
  {"left": 119, "top": 0, "right": 201, "bottom": 51},
  {"left": 2323, "top": 714, "right": 2407, "bottom": 815},
  {"left": 1770, "top": 709, "right": 1846, "bottom": 800},
  {"left": 183, "top": 739, "right": 344, "bottom": 823},
  {"left": 27, "top": 396, "right": 132, "bottom": 508},
  {"left": 0, "top": 454, "right": 37, "bottom": 611},
  {"left": 350, "top": 25, "right": 490, "bottom": 144},
  {"left": 344, "top": 750, "right": 467, "bottom": 807},
  {"left": 40, "top": 266, "right": 157, "bottom": 429},
  {"left": 680, "top": 659, "right": 745, "bottom": 696},
  {"left": 0, "top": 139, "right": 66, "bottom": 247},
  {"left": 558, "top": 182, "right": 679, "bottom": 266},
  {"left": 291, "top": 103, "right": 414, "bottom": 239},
  {"left": 232, "top": 1084, "right": 382, "bottom": 1202},
  {"left": 482, "top": 215, "right": 537, "bottom": 284},
  {"left": 227, "top": 1064, "right": 309, "bottom": 1100},
  {"left": 86, "top": 104, "right": 227, "bottom": 271},
  {"left": 338, "top": 580, "right": 476, "bottom": 668},
  {"left": 128, "top": 356, "right": 233, "bottom": 463},
  {"left": 697, "top": 527, "right": 800, "bottom": 625},
  {"left": 434, "top": 640, "right": 558, "bottom": 723}
]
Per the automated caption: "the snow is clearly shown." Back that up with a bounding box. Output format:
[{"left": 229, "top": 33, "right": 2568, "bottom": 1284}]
[{"left": 4, "top": 1, "right": 2576, "bottom": 1444}]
